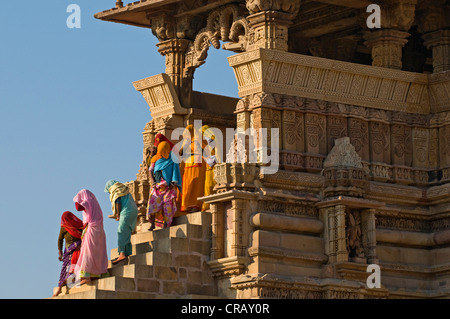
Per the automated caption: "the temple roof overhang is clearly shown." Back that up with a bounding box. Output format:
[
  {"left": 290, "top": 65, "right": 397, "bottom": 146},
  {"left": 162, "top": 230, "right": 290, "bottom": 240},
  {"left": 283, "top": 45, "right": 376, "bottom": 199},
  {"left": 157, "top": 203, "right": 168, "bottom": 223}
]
[
  {"left": 94, "top": 0, "right": 241, "bottom": 28},
  {"left": 94, "top": 0, "right": 369, "bottom": 31}
]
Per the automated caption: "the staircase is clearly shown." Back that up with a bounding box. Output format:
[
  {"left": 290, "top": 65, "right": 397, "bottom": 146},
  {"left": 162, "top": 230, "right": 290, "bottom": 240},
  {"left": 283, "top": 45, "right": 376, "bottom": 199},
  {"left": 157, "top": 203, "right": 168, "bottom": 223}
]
[{"left": 51, "top": 211, "right": 218, "bottom": 299}]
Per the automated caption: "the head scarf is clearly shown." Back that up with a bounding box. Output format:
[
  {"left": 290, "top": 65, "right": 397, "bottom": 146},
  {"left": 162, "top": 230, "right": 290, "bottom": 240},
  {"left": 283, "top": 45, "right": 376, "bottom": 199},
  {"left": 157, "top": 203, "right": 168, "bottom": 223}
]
[
  {"left": 61, "top": 211, "right": 83, "bottom": 239},
  {"left": 104, "top": 179, "right": 130, "bottom": 214},
  {"left": 104, "top": 179, "right": 119, "bottom": 193},
  {"left": 202, "top": 125, "right": 215, "bottom": 141},
  {"left": 154, "top": 133, "right": 174, "bottom": 150},
  {"left": 150, "top": 141, "right": 171, "bottom": 164},
  {"left": 153, "top": 142, "right": 182, "bottom": 191},
  {"left": 73, "top": 189, "right": 104, "bottom": 226}
]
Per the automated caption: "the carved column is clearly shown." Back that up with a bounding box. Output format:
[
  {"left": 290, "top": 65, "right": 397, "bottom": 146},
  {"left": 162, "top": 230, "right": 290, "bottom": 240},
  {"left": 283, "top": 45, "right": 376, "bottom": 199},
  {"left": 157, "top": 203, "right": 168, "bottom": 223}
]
[
  {"left": 148, "top": 12, "right": 199, "bottom": 107},
  {"left": 422, "top": 30, "right": 450, "bottom": 73},
  {"left": 246, "top": 0, "right": 301, "bottom": 52},
  {"left": 324, "top": 204, "right": 348, "bottom": 264},
  {"left": 211, "top": 202, "right": 225, "bottom": 260},
  {"left": 335, "top": 205, "right": 348, "bottom": 263},
  {"left": 142, "top": 121, "right": 156, "bottom": 163},
  {"left": 362, "top": 209, "right": 378, "bottom": 264},
  {"left": 235, "top": 98, "right": 251, "bottom": 132},
  {"left": 417, "top": 0, "right": 450, "bottom": 73},
  {"left": 157, "top": 39, "right": 192, "bottom": 107},
  {"left": 363, "top": 0, "right": 417, "bottom": 69},
  {"left": 364, "top": 30, "right": 410, "bottom": 69}
]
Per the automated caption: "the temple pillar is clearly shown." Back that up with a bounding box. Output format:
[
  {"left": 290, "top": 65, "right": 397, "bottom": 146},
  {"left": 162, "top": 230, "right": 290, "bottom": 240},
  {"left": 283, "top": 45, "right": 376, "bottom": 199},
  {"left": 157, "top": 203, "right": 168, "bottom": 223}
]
[
  {"left": 361, "top": 208, "right": 378, "bottom": 264},
  {"left": 416, "top": 0, "right": 450, "bottom": 73},
  {"left": 363, "top": 0, "right": 417, "bottom": 69},
  {"left": 364, "top": 29, "right": 410, "bottom": 69},
  {"left": 335, "top": 205, "right": 348, "bottom": 263},
  {"left": 422, "top": 30, "right": 450, "bottom": 73},
  {"left": 157, "top": 39, "right": 193, "bottom": 107},
  {"left": 245, "top": 0, "right": 301, "bottom": 52}
]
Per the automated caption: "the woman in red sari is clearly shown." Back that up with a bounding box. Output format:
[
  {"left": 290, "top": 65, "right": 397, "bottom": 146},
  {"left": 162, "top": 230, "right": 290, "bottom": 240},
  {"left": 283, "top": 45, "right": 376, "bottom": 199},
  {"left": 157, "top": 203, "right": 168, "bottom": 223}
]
[{"left": 53, "top": 211, "right": 83, "bottom": 297}]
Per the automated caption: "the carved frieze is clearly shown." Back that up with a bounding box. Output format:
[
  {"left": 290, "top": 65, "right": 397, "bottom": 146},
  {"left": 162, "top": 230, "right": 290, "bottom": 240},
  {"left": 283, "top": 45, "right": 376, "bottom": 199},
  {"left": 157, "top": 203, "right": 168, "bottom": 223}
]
[{"left": 228, "top": 48, "right": 431, "bottom": 114}]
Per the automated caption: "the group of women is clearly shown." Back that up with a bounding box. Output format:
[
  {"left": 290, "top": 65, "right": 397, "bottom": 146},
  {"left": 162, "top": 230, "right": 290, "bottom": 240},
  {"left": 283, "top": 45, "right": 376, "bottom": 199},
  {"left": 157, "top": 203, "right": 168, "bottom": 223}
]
[
  {"left": 146, "top": 124, "right": 217, "bottom": 230},
  {"left": 54, "top": 181, "right": 138, "bottom": 297},
  {"left": 53, "top": 124, "right": 216, "bottom": 296}
]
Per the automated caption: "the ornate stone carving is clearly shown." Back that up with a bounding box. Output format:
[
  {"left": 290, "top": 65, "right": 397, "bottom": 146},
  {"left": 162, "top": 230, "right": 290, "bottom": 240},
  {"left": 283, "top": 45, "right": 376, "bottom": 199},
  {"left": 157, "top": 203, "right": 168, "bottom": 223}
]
[
  {"left": 364, "top": 29, "right": 410, "bottom": 69},
  {"left": 323, "top": 137, "right": 369, "bottom": 198},
  {"left": 323, "top": 137, "right": 363, "bottom": 169},
  {"left": 132, "top": 73, "right": 188, "bottom": 119},
  {"left": 213, "top": 162, "right": 259, "bottom": 192},
  {"left": 346, "top": 209, "right": 365, "bottom": 261},
  {"left": 245, "top": 0, "right": 302, "bottom": 51},
  {"left": 228, "top": 48, "right": 431, "bottom": 114}
]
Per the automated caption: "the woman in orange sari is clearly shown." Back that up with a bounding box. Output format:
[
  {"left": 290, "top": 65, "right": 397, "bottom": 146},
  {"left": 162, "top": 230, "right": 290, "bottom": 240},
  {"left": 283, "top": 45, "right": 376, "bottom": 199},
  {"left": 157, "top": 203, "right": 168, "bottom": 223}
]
[{"left": 180, "top": 124, "right": 206, "bottom": 213}]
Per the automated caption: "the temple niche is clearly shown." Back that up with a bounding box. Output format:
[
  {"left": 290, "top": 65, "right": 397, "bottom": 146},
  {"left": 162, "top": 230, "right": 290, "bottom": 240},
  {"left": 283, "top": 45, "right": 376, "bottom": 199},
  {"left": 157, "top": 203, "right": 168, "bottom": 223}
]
[{"left": 82, "top": 0, "right": 450, "bottom": 299}]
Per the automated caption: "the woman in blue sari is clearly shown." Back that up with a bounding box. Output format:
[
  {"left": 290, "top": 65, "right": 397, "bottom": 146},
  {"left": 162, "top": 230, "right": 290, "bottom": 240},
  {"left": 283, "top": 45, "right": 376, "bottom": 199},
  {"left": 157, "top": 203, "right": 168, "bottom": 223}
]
[
  {"left": 147, "top": 141, "right": 182, "bottom": 231},
  {"left": 104, "top": 179, "right": 139, "bottom": 264}
]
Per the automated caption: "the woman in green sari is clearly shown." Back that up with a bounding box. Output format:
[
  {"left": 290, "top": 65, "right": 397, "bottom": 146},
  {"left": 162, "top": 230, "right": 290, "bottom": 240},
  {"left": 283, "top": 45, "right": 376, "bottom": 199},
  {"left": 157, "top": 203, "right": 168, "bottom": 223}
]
[{"left": 104, "top": 179, "right": 139, "bottom": 264}]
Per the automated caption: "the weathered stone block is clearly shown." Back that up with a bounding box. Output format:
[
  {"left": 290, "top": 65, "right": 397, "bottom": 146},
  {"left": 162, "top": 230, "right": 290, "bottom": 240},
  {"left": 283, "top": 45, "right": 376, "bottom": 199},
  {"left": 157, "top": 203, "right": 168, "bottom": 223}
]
[
  {"left": 136, "top": 279, "right": 160, "bottom": 293},
  {"left": 175, "top": 254, "right": 202, "bottom": 268},
  {"left": 154, "top": 266, "right": 178, "bottom": 281},
  {"left": 162, "top": 281, "right": 185, "bottom": 294}
]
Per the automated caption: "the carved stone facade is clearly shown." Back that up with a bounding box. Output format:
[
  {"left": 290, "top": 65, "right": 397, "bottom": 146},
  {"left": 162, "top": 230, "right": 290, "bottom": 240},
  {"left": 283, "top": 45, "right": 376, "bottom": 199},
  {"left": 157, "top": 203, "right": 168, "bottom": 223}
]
[{"left": 94, "top": 0, "right": 450, "bottom": 299}]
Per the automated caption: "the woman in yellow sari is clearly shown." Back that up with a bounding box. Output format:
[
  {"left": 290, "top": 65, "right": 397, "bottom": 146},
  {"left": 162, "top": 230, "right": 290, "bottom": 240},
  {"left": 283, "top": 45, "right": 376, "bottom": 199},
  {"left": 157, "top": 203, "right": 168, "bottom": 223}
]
[
  {"left": 180, "top": 124, "right": 206, "bottom": 213},
  {"left": 201, "top": 125, "right": 218, "bottom": 212}
]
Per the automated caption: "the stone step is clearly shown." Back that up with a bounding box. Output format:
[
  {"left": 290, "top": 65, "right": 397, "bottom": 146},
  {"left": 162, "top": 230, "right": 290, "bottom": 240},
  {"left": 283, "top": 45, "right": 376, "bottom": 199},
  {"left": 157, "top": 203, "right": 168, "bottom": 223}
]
[
  {"left": 51, "top": 288, "right": 219, "bottom": 299},
  {"left": 52, "top": 275, "right": 135, "bottom": 297},
  {"left": 130, "top": 251, "right": 173, "bottom": 267},
  {"left": 108, "top": 264, "right": 154, "bottom": 279},
  {"left": 131, "top": 223, "right": 206, "bottom": 246},
  {"left": 97, "top": 276, "right": 136, "bottom": 291},
  {"left": 131, "top": 230, "right": 155, "bottom": 245},
  {"left": 172, "top": 211, "right": 212, "bottom": 226},
  {"left": 110, "top": 241, "right": 153, "bottom": 259},
  {"left": 136, "top": 211, "right": 211, "bottom": 233},
  {"left": 50, "top": 288, "right": 117, "bottom": 299}
]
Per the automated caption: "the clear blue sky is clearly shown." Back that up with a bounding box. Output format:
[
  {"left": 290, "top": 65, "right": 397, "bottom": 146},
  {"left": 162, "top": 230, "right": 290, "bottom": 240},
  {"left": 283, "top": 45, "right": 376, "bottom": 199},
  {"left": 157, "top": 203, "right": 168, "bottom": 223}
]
[{"left": 0, "top": 0, "right": 238, "bottom": 299}]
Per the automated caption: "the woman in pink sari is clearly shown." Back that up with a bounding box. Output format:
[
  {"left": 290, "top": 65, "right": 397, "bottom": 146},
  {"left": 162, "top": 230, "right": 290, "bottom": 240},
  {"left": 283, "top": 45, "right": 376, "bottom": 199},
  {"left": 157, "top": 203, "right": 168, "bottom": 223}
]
[{"left": 73, "top": 189, "right": 109, "bottom": 285}]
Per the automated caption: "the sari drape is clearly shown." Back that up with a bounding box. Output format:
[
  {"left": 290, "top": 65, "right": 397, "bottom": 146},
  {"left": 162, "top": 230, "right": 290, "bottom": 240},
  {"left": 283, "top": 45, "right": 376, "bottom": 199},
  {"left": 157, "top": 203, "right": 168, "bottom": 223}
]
[
  {"left": 73, "top": 189, "right": 108, "bottom": 279},
  {"left": 148, "top": 141, "right": 182, "bottom": 227},
  {"left": 58, "top": 240, "right": 81, "bottom": 287},
  {"left": 104, "top": 180, "right": 130, "bottom": 219},
  {"left": 105, "top": 179, "right": 138, "bottom": 257},
  {"left": 180, "top": 125, "right": 206, "bottom": 212}
]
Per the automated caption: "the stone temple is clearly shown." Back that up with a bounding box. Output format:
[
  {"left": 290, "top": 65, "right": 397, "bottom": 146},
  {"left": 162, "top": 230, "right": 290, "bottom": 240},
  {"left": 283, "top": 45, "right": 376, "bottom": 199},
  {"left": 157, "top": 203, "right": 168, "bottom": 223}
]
[{"left": 52, "top": 0, "right": 450, "bottom": 299}]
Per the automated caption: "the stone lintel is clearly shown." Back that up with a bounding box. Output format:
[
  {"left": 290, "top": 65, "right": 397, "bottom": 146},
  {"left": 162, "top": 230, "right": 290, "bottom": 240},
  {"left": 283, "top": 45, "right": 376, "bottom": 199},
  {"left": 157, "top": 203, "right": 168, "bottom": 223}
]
[
  {"left": 316, "top": 195, "right": 385, "bottom": 209},
  {"left": 199, "top": 189, "right": 258, "bottom": 204}
]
